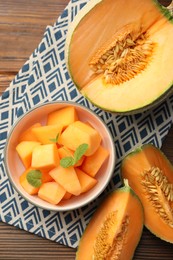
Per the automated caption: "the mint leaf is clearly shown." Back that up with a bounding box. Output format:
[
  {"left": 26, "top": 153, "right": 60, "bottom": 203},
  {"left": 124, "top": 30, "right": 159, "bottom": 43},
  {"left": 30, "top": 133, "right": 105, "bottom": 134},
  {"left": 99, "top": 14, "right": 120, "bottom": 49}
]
[
  {"left": 73, "top": 143, "right": 88, "bottom": 164},
  {"left": 60, "top": 143, "right": 88, "bottom": 168},
  {"left": 60, "top": 157, "right": 74, "bottom": 168},
  {"left": 26, "top": 170, "right": 42, "bottom": 187},
  {"left": 49, "top": 133, "right": 59, "bottom": 143}
]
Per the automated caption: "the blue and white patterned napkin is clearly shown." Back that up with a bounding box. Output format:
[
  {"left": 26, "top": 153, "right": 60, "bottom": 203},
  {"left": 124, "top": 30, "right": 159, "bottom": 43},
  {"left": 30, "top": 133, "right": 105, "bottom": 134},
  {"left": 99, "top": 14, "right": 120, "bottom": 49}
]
[{"left": 0, "top": 0, "right": 173, "bottom": 248}]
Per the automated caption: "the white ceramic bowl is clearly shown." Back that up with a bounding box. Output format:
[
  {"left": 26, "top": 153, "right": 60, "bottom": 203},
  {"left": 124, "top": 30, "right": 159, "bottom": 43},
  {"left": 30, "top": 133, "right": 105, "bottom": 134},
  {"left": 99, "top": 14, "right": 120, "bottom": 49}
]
[{"left": 4, "top": 101, "right": 116, "bottom": 211}]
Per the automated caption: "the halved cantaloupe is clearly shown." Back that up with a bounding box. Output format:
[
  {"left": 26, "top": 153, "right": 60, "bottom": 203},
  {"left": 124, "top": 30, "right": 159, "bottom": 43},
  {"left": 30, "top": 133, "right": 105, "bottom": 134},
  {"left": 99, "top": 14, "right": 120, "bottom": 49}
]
[
  {"left": 58, "top": 146, "right": 85, "bottom": 166},
  {"left": 38, "top": 182, "right": 66, "bottom": 205},
  {"left": 75, "top": 168, "right": 98, "bottom": 193},
  {"left": 47, "top": 106, "right": 78, "bottom": 129},
  {"left": 31, "top": 144, "right": 59, "bottom": 170},
  {"left": 66, "top": 0, "right": 173, "bottom": 113},
  {"left": 31, "top": 124, "right": 62, "bottom": 144},
  {"left": 81, "top": 145, "right": 109, "bottom": 177},
  {"left": 58, "top": 121, "right": 101, "bottom": 156},
  {"left": 49, "top": 165, "right": 81, "bottom": 196},
  {"left": 16, "top": 141, "right": 41, "bottom": 168},
  {"left": 76, "top": 180, "right": 143, "bottom": 259},
  {"left": 19, "top": 123, "right": 41, "bottom": 142}
]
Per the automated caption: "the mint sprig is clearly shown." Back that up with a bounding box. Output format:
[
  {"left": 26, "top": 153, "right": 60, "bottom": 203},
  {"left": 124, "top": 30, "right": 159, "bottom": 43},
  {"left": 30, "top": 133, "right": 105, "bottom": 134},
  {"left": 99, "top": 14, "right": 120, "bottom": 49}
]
[
  {"left": 26, "top": 170, "right": 42, "bottom": 187},
  {"left": 60, "top": 143, "right": 88, "bottom": 168}
]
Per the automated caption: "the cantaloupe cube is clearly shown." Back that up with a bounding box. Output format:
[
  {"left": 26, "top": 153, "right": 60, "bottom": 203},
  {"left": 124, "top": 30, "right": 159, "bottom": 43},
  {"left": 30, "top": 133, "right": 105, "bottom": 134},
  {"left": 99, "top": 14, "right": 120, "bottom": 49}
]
[
  {"left": 38, "top": 182, "right": 66, "bottom": 205},
  {"left": 31, "top": 124, "right": 62, "bottom": 144},
  {"left": 63, "top": 191, "right": 72, "bottom": 200},
  {"left": 47, "top": 106, "right": 78, "bottom": 129},
  {"left": 81, "top": 145, "right": 109, "bottom": 177},
  {"left": 58, "top": 121, "right": 101, "bottom": 156},
  {"left": 16, "top": 141, "right": 41, "bottom": 168},
  {"left": 31, "top": 144, "right": 59, "bottom": 170},
  {"left": 49, "top": 166, "right": 81, "bottom": 196},
  {"left": 75, "top": 168, "right": 98, "bottom": 193},
  {"left": 19, "top": 123, "right": 42, "bottom": 142},
  {"left": 41, "top": 170, "right": 54, "bottom": 183},
  {"left": 58, "top": 146, "right": 84, "bottom": 166},
  {"left": 19, "top": 168, "right": 40, "bottom": 195}
]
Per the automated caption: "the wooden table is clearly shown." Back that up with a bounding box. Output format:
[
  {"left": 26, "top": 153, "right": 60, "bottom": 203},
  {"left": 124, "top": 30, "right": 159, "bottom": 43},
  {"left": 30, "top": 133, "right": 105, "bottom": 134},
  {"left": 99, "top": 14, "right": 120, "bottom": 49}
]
[{"left": 0, "top": 0, "right": 173, "bottom": 259}]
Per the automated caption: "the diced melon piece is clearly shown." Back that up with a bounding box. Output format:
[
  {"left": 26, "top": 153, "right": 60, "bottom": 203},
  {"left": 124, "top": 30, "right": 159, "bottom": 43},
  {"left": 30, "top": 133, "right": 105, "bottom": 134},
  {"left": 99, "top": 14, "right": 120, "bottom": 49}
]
[
  {"left": 16, "top": 141, "right": 41, "bottom": 168},
  {"left": 38, "top": 182, "right": 66, "bottom": 205},
  {"left": 41, "top": 170, "right": 54, "bottom": 183},
  {"left": 63, "top": 191, "right": 73, "bottom": 200},
  {"left": 58, "top": 121, "right": 101, "bottom": 156},
  {"left": 31, "top": 125, "right": 62, "bottom": 144},
  {"left": 58, "top": 146, "right": 84, "bottom": 166},
  {"left": 19, "top": 168, "right": 40, "bottom": 195},
  {"left": 75, "top": 168, "right": 98, "bottom": 193},
  {"left": 19, "top": 123, "right": 42, "bottom": 142},
  {"left": 49, "top": 166, "right": 81, "bottom": 196},
  {"left": 81, "top": 145, "right": 109, "bottom": 177},
  {"left": 47, "top": 106, "right": 78, "bottom": 129},
  {"left": 31, "top": 144, "right": 59, "bottom": 170}
]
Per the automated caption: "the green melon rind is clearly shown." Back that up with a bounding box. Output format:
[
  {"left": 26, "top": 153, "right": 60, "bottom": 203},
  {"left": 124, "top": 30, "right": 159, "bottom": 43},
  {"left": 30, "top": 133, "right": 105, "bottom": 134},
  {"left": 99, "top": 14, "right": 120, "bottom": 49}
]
[
  {"left": 153, "top": 0, "right": 173, "bottom": 22},
  {"left": 121, "top": 143, "right": 173, "bottom": 243},
  {"left": 76, "top": 181, "right": 144, "bottom": 260}
]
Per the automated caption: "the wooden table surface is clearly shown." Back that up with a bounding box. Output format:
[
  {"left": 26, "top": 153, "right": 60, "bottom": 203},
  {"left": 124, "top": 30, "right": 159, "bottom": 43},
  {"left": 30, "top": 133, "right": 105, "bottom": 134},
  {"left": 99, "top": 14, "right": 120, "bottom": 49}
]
[{"left": 0, "top": 0, "right": 173, "bottom": 259}]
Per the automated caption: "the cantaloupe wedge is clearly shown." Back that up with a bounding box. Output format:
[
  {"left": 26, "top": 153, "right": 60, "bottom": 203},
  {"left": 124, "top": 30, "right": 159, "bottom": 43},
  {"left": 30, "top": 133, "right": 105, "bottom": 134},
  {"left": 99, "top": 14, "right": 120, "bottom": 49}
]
[
  {"left": 49, "top": 165, "right": 81, "bottom": 196},
  {"left": 19, "top": 168, "right": 40, "bottom": 195},
  {"left": 58, "top": 121, "right": 101, "bottom": 156},
  {"left": 31, "top": 144, "right": 59, "bottom": 170},
  {"left": 38, "top": 182, "right": 66, "bottom": 205},
  {"left": 75, "top": 168, "right": 98, "bottom": 193},
  {"left": 58, "top": 146, "right": 84, "bottom": 166},
  {"left": 31, "top": 124, "right": 62, "bottom": 144},
  {"left": 47, "top": 106, "right": 78, "bottom": 129},
  {"left": 63, "top": 191, "right": 73, "bottom": 200},
  {"left": 19, "top": 123, "right": 42, "bottom": 142},
  {"left": 16, "top": 141, "right": 41, "bottom": 168},
  {"left": 81, "top": 145, "right": 109, "bottom": 177}
]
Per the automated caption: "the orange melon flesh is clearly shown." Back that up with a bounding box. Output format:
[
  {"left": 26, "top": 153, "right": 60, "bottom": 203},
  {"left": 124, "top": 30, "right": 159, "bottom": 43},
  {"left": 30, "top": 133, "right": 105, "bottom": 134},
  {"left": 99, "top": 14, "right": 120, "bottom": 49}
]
[
  {"left": 31, "top": 144, "right": 59, "bottom": 170},
  {"left": 19, "top": 168, "right": 40, "bottom": 195},
  {"left": 58, "top": 146, "right": 85, "bottom": 166},
  {"left": 58, "top": 121, "right": 101, "bottom": 156},
  {"left": 63, "top": 191, "right": 73, "bottom": 200},
  {"left": 75, "top": 168, "right": 98, "bottom": 193},
  {"left": 31, "top": 124, "right": 62, "bottom": 144},
  {"left": 49, "top": 165, "right": 81, "bottom": 196},
  {"left": 76, "top": 184, "right": 143, "bottom": 260},
  {"left": 38, "top": 182, "right": 66, "bottom": 205},
  {"left": 19, "top": 123, "right": 41, "bottom": 142},
  {"left": 16, "top": 141, "right": 41, "bottom": 168},
  {"left": 81, "top": 145, "right": 109, "bottom": 177},
  {"left": 121, "top": 144, "right": 173, "bottom": 243},
  {"left": 47, "top": 106, "right": 78, "bottom": 129},
  {"left": 67, "top": 0, "right": 165, "bottom": 88}
]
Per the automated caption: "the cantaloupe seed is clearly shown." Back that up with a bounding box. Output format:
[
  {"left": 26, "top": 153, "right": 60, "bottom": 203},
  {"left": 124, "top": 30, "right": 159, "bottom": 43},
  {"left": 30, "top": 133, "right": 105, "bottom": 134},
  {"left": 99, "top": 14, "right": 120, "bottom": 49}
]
[
  {"left": 90, "top": 24, "right": 155, "bottom": 85},
  {"left": 93, "top": 211, "right": 129, "bottom": 260},
  {"left": 141, "top": 166, "right": 173, "bottom": 227}
]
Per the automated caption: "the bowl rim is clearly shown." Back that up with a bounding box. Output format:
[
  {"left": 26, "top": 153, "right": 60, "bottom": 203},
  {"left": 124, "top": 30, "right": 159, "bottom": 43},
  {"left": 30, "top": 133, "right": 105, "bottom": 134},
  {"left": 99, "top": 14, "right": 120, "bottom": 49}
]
[{"left": 4, "top": 100, "right": 116, "bottom": 211}]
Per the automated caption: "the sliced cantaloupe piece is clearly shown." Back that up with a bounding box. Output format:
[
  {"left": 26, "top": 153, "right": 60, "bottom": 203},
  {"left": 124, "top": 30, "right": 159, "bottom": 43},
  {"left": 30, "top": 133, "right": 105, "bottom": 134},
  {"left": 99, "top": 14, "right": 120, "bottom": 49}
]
[
  {"left": 41, "top": 170, "right": 54, "bottom": 183},
  {"left": 81, "top": 145, "right": 109, "bottom": 177},
  {"left": 58, "top": 121, "right": 101, "bottom": 156},
  {"left": 16, "top": 141, "right": 41, "bottom": 168},
  {"left": 31, "top": 144, "right": 59, "bottom": 170},
  {"left": 49, "top": 165, "right": 81, "bottom": 196},
  {"left": 75, "top": 168, "right": 98, "bottom": 193},
  {"left": 38, "top": 182, "right": 66, "bottom": 205},
  {"left": 62, "top": 191, "right": 73, "bottom": 200},
  {"left": 19, "top": 123, "right": 42, "bottom": 142},
  {"left": 58, "top": 146, "right": 85, "bottom": 166},
  {"left": 19, "top": 168, "right": 40, "bottom": 195},
  {"left": 31, "top": 124, "right": 62, "bottom": 144},
  {"left": 47, "top": 106, "right": 78, "bottom": 129}
]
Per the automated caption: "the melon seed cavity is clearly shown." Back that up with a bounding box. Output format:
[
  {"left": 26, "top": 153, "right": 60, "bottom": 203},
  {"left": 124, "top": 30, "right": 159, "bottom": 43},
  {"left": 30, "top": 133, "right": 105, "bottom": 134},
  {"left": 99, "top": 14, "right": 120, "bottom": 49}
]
[{"left": 89, "top": 27, "right": 155, "bottom": 85}]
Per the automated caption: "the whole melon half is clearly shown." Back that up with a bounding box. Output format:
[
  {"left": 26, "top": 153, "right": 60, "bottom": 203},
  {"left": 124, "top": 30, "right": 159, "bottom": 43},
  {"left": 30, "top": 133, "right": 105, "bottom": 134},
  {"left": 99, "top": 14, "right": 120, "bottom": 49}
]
[{"left": 65, "top": 0, "right": 173, "bottom": 113}]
